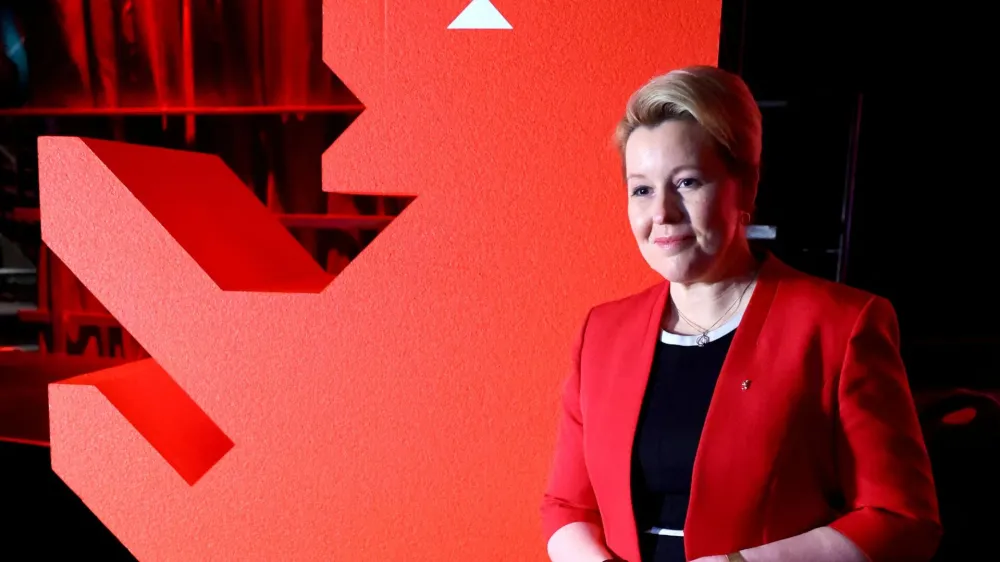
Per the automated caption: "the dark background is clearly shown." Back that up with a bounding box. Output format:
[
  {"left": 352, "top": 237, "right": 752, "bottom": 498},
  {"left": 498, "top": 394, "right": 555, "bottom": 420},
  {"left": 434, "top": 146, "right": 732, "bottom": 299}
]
[
  {"left": 717, "top": 0, "right": 996, "bottom": 391},
  {"left": 1, "top": 0, "right": 996, "bottom": 558}
]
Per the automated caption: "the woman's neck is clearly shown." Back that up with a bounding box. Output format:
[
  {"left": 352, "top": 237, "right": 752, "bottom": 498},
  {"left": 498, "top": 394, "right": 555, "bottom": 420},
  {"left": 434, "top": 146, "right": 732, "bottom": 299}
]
[{"left": 666, "top": 244, "right": 760, "bottom": 333}]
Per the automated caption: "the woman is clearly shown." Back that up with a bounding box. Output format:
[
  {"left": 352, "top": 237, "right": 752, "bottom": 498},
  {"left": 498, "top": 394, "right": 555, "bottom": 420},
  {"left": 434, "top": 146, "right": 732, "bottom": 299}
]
[{"left": 540, "top": 66, "right": 940, "bottom": 562}]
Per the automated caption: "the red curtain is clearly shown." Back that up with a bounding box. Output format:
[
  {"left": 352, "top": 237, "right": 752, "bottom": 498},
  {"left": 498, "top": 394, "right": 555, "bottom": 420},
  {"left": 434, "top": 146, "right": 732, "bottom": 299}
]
[{"left": 52, "top": 0, "right": 332, "bottom": 108}]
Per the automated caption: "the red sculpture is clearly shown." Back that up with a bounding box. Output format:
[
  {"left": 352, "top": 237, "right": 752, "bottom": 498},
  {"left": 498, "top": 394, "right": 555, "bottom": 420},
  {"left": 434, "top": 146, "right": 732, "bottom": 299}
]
[{"left": 41, "top": 1, "right": 720, "bottom": 558}]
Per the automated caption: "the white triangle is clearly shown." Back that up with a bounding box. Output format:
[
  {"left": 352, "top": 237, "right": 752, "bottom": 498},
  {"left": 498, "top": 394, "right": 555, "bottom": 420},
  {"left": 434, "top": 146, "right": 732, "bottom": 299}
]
[{"left": 448, "top": 0, "right": 512, "bottom": 30}]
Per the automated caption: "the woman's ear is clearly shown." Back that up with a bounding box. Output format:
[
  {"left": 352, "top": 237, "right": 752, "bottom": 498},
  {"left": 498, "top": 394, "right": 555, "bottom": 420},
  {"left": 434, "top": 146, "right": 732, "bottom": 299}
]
[{"left": 741, "top": 170, "right": 759, "bottom": 215}]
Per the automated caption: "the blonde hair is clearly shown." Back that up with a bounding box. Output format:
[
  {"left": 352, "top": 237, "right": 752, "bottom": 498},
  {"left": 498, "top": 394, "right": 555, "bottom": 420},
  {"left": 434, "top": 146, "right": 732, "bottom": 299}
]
[{"left": 615, "top": 65, "right": 762, "bottom": 188}]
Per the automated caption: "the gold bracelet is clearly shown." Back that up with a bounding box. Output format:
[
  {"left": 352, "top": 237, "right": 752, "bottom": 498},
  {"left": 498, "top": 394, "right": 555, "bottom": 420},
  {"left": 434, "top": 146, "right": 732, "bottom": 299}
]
[{"left": 726, "top": 553, "right": 748, "bottom": 562}]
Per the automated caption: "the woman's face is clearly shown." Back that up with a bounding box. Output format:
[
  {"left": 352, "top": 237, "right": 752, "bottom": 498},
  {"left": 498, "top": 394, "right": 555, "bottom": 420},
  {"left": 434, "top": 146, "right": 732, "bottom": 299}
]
[{"left": 625, "top": 119, "right": 747, "bottom": 284}]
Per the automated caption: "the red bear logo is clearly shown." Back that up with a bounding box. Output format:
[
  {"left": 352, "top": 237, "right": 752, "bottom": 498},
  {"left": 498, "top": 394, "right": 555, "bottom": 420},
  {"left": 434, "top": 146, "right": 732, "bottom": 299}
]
[{"left": 41, "top": 1, "right": 719, "bottom": 558}]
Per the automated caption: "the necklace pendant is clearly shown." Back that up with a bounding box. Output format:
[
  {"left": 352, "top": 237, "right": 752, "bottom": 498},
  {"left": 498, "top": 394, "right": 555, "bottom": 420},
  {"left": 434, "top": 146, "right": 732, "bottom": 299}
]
[{"left": 696, "top": 333, "right": 710, "bottom": 347}]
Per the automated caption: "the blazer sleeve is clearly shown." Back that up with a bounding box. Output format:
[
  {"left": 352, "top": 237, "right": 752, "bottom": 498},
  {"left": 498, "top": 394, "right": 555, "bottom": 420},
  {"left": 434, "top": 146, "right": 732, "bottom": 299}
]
[
  {"left": 540, "top": 311, "right": 604, "bottom": 543},
  {"left": 827, "top": 296, "right": 942, "bottom": 562}
]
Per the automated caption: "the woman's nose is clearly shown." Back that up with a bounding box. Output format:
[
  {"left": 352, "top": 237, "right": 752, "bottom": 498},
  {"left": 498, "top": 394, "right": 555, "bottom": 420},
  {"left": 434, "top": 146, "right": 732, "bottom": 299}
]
[{"left": 653, "top": 194, "right": 683, "bottom": 224}]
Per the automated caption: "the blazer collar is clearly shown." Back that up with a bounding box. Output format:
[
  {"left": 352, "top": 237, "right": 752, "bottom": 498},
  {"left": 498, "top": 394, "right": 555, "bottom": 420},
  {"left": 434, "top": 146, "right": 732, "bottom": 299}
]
[{"left": 608, "top": 252, "right": 786, "bottom": 561}]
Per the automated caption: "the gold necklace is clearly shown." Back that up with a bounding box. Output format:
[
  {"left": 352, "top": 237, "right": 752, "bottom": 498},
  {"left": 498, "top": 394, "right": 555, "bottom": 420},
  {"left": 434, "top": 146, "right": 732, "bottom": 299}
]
[{"left": 674, "top": 271, "right": 759, "bottom": 347}]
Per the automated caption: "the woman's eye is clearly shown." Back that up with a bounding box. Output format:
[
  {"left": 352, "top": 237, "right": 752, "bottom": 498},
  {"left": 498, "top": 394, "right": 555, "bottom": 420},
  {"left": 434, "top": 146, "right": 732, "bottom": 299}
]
[
  {"left": 631, "top": 186, "right": 651, "bottom": 197},
  {"left": 677, "top": 178, "right": 700, "bottom": 189}
]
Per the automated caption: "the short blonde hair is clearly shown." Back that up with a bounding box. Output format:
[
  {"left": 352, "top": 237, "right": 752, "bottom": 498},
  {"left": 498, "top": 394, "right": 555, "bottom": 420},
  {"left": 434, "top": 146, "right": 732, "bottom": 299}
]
[{"left": 615, "top": 66, "right": 762, "bottom": 188}]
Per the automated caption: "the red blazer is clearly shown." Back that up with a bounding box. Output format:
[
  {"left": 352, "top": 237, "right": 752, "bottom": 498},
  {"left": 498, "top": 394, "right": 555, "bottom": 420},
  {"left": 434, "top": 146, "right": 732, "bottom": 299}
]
[{"left": 541, "top": 255, "right": 941, "bottom": 562}]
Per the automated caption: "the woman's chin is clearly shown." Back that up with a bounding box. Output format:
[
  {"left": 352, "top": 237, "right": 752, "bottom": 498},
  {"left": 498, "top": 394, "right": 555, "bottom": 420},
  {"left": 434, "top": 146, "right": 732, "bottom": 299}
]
[{"left": 648, "top": 254, "right": 712, "bottom": 285}]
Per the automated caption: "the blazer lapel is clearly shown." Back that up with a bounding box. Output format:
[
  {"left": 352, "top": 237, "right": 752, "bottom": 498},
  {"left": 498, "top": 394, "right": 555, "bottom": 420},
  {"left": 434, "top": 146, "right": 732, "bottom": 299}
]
[
  {"left": 683, "top": 254, "right": 784, "bottom": 557},
  {"left": 602, "top": 281, "right": 669, "bottom": 562}
]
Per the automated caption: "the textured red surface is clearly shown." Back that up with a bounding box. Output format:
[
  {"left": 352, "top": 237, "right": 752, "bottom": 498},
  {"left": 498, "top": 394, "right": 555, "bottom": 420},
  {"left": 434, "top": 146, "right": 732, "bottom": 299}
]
[
  {"left": 61, "top": 358, "right": 235, "bottom": 485},
  {"left": 84, "top": 138, "right": 334, "bottom": 294},
  {"left": 43, "top": 1, "right": 721, "bottom": 559}
]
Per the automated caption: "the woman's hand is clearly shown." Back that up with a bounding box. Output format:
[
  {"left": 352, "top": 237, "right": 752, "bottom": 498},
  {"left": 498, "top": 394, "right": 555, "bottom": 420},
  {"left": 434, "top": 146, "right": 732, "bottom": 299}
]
[{"left": 690, "top": 556, "right": 730, "bottom": 562}]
